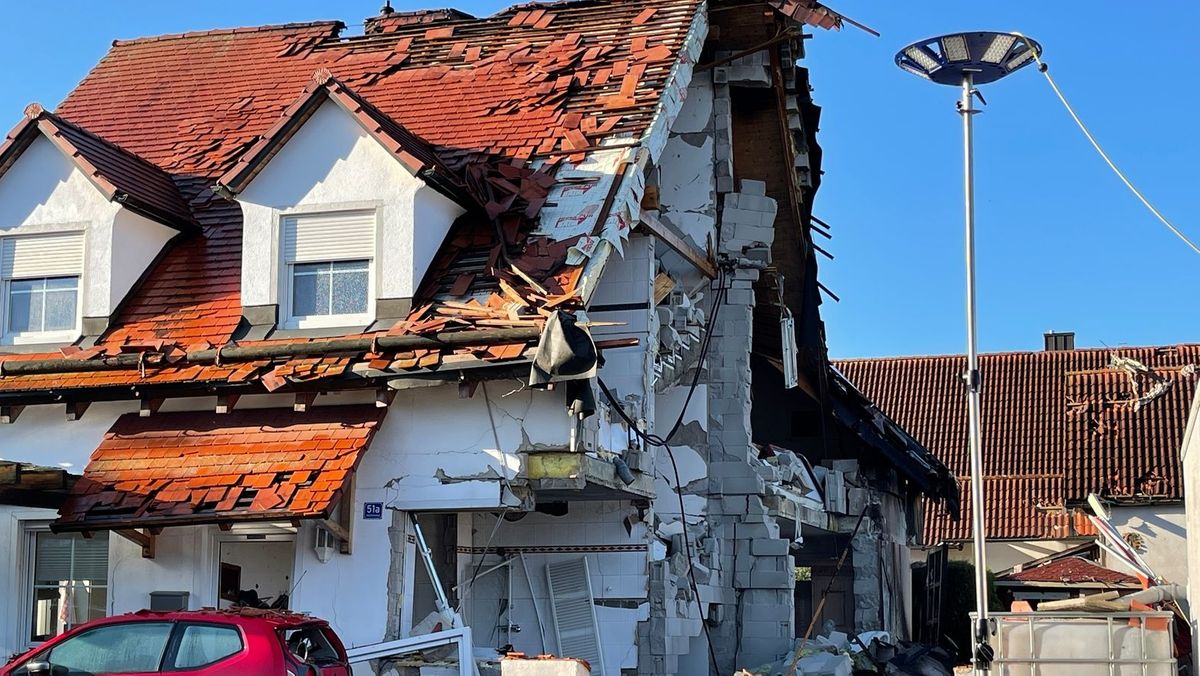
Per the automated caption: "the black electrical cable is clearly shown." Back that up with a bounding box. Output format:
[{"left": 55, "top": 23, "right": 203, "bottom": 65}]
[{"left": 597, "top": 268, "right": 727, "bottom": 675}]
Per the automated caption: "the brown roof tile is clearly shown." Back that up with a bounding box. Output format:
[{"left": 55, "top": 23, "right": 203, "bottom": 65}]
[
  {"left": 998, "top": 556, "right": 1139, "bottom": 585},
  {"left": 837, "top": 345, "right": 1200, "bottom": 542}
]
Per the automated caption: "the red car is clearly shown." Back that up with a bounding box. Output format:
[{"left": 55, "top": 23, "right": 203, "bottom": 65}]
[{"left": 1, "top": 608, "right": 350, "bottom": 676}]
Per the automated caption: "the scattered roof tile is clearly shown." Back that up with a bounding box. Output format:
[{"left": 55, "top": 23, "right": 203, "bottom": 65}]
[{"left": 0, "top": 0, "right": 705, "bottom": 393}]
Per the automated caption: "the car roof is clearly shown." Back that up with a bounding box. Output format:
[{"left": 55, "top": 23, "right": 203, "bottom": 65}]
[{"left": 99, "top": 608, "right": 328, "bottom": 630}]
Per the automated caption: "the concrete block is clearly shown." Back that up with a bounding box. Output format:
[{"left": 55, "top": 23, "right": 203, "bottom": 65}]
[
  {"left": 750, "top": 570, "right": 794, "bottom": 588},
  {"left": 737, "top": 193, "right": 775, "bottom": 212},
  {"left": 750, "top": 538, "right": 790, "bottom": 556},
  {"left": 739, "top": 179, "right": 767, "bottom": 196},
  {"left": 715, "top": 476, "right": 765, "bottom": 496},
  {"left": 742, "top": 602, "right": 794, "bottom": 623},
  {"left": 735, "top": 521, "right": 779, "bottom": 540},
  {"left": 741, "top": 620, "right": 791, "bottom": 639}
]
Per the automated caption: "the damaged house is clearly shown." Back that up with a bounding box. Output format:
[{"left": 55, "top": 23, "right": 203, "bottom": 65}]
[
  {"left": 837, "top": 337, "right": 1200, "bottom": 595},
  {"left": 0, "top": 1, "right": 954, "bottom": 673}
]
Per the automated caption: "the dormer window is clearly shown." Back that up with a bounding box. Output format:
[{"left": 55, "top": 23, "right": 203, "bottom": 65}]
[
  {"left": 282, "top": 210, "right": 376, "bottom": 329},
  {"left": 1, "top": 232, "right": 83, "bottom": 344},
  {"left": 218, "top": 73, "right": 471, "bottom": 338}
]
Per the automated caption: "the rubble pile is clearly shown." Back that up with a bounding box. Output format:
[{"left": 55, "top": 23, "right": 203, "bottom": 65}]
[{"left": 736, "top": 628, "right": 955, "bottom": 676}]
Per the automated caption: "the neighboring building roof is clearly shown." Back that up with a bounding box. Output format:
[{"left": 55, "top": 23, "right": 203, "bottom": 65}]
[
  {"left": 835, "top": 344, "right": 1200, "bottom": 542},
  {"left": 0, "top": 104, "right": 196, "bottom": 230},
  {"left": 997, "top": 556, "right": 1140, "bottom": 586},
  {"left": 54, "top": 406, "right": 383, "bottom": 531},
  {"left": 0, "top": 0, "right": 709, "bottom": 394},
  {"left": 0, "top": 461, "right": 77, "bottom": 510}
]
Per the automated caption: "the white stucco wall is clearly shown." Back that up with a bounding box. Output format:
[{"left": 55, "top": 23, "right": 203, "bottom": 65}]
[
  {"left": 237, "top": 100, "right": 466, "bottom": 310},
  {"left": 945, "top": 539, "right": 1080, "bottom": 574},
  {"left": 106, "top": 209, "right": 175, "bottom": 315},
  {"left": 0, "top": 135, "right": 174, "bottom": 325},
  {"left": 0, "top": 384, "right": 579, "bottom": 662},
  {"left": 1106, "top": 504, "right": 1187, "bottom": 585},
  {"left": 1182, "top": 386, "right": 1200, "bottom": 674}
]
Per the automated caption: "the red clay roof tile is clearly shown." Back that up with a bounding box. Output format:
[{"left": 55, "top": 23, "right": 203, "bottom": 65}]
[
  {"left": 54, "top": 406, "right": 384, "bottom": 530},
  {"left": 836, "top": 345, "right": 1200, "bottom": 542},
  {"left": 0, "top": 0, "right": 703, "bottom": 394},
  {"left": 998, "top": 556, "right": 1139, "bottom": 585}
]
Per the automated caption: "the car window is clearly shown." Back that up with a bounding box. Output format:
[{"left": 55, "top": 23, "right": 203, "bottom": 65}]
[
  {"left": 47, "top": 622, "right": 172, "bottom": 674},
  {"left": 171, "top": 624, "right": 243, "bottom": 670},
  {"left": 280, "top": 626, "right": 340, "bottom": 666}
]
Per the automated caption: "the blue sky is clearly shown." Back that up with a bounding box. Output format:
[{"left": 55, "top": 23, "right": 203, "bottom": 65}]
[{"left": 2, "top": 2, "right": 1196, "bottom": 359}]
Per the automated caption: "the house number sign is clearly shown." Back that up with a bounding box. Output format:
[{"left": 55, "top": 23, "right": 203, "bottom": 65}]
[{"left": 363, "top": 502, "right": 384, "bottom": 520}]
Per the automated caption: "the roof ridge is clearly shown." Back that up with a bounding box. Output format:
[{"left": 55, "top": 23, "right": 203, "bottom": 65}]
[
  {"left": 833, "top": 342, "right": 1200, "bottom": 364},
  {"left": 111, "top": 20, "right": 344, "bottom": 46}
]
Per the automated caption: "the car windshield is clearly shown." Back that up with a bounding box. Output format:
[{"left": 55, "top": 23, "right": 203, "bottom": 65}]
[{"left": 280, "top": 625, "right": 340, "bottom": 667}]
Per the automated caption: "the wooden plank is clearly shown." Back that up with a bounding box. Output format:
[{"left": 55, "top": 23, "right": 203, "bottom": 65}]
[{"left": 637, "top": 212, "right": 717, "bottom": 279}]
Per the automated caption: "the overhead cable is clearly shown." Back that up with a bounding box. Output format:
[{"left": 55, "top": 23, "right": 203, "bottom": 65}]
[{"left": 1013, "top": 32, "right": 1200, "bottom": 256}]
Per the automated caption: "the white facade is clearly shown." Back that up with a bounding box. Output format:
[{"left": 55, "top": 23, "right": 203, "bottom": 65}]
[
  {"left": 0, "top": 135, "right": 175, "bottom": 331},
  {"left": 236, "top": 99, "right": 466, "bottom": 317}
]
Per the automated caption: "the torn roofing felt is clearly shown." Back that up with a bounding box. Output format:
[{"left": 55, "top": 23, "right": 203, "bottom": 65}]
[
  {"left": 0, "top": 0, "right": 711, "bottom": 395},
  {"left": 836, "top": 344, "right": 1200, "bottom": 542},
  {"left": 54, "top": 406, "right": 384, "bottom": 532}
]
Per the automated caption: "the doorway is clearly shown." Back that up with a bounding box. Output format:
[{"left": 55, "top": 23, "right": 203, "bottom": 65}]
[{"left": 217, "top": 538, "right": 296, "bottom": 610}]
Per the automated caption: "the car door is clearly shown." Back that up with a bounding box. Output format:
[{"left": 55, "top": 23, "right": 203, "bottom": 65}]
[
  {"left": 27, "top": 621, "right": 174, "bottom": 676},
  {"left": 160, "top": 623, "right": 255, "bottom": 676}
]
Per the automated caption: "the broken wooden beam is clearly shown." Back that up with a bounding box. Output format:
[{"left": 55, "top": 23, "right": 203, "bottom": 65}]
[{"left": 638, "top": 211, "right": 718, "bottom": 279}]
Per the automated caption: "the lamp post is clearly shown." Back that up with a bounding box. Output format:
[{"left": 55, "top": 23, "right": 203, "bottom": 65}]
[{"left": 895, "top": 32, "right": 1041, "bottom": 674}]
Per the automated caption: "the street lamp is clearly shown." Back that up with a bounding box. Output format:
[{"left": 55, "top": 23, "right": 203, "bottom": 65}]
[{"left": 895, "top": 31, "right": 1042, "bottom": 674}]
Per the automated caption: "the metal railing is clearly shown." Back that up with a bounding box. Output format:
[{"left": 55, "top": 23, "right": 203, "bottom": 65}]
[
  {"left": 345, "top": 626, "right": 476, "bottom": 676},
  {"left": 972, "top": 611, "right": 1176, "bottom": 676}
]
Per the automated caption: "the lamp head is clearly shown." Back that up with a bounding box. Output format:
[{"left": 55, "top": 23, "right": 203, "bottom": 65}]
[{"left": 896, "top": 32, "right": 1042, "bottom": 85}]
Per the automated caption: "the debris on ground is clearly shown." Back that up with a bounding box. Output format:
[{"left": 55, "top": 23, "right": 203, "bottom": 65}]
[{"left": 737, "top": 628, "right": 955, "bottom": 675}]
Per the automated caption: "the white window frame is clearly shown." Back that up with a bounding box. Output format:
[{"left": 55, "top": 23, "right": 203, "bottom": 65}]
[
  {"left": 278, "top": 209, "right": 377, "bottom": 331},
  {"left": 0, "top": 230, "right": 84, "bottom": 346},
  {"left": 20, "top": 523, "right": 110, "bottom": 650}
]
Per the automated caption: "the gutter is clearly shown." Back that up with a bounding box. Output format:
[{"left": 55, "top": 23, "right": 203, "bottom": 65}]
[{"left": 0, "top": 327, "right": 546, "bottom": 376}]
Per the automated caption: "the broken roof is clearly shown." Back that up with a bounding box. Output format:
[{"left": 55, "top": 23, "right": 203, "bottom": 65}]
[
  {"left": 996, "top": 556, "right": 1140, "bottom": 587},
  {"left": 0, "top": 0, "right": 714, "bottom": 395},
  {"left": 55, "top": 406, "right": 384, "bottom": 532},
  {"left": 836, "top": 344, "right": 1200, "bottom": 542},
  {"left": 0, "top": 104, "right": 195, "bottom": 230},
  {"left": 216, "top": 69, "right": 467, "bottom": 204}
]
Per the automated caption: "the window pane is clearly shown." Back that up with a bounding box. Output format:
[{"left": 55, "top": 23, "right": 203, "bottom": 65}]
[
  {"left": 10, "top": 278, "right": 42, "bottom": 293},
  {"left": 292, "top": 264, "right": 330, "bottom": 317},
  {"left": 331, "top": 267, "right": 368, "bottom": 315},
  {"left": 43, "top": 290, "right": 77, "bottom": 331},
  {"left": 35, "top": 533, "right": 108, "bottom": 585},
  {"left": 173, "top": 624, "right": 243, "bottom": 668},
  {"left": 48, "top": 622, "right": 171, "bottom": 673},
  {"left": 8, "top": 284, "right": 39, "bottom": 333},
  {"left": 45, "top": 277, "right": 78, "bottom": 291},
  {"left": 32, "top": 532, "right": 108, "bottom": 641}
]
